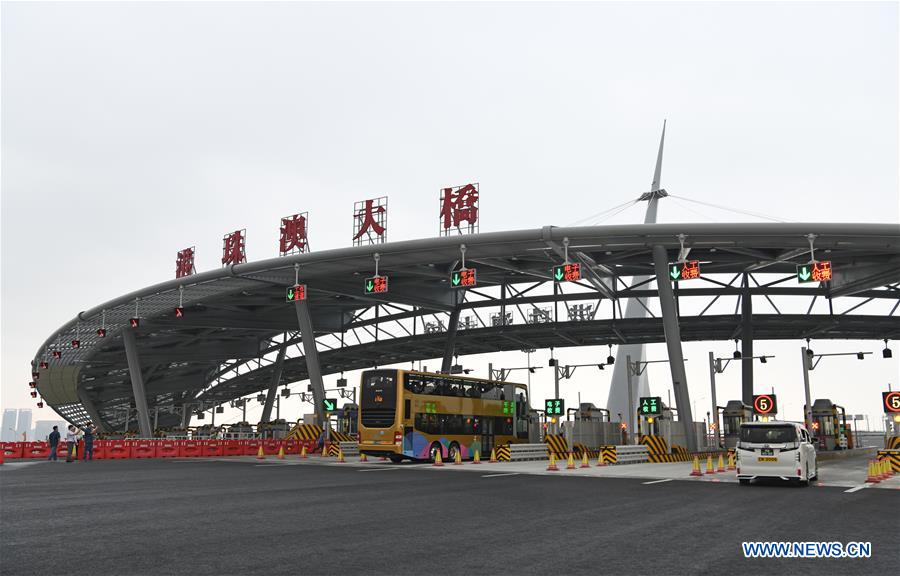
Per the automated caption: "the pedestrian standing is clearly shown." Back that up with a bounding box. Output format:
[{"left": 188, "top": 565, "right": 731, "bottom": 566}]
[
  {"left": 48, "top": 426, "right": 60, "bottom": 461},
  {"left": 83, "top": 423, "right": 95, "bottom": 461},
  {"left": 65, "top": 425, "right": 78, "bottom": 463}
]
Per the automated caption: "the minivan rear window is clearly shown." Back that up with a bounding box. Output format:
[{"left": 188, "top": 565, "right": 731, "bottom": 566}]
[{"left": 740, "top": 425, "right": 797, "bottom": 444}]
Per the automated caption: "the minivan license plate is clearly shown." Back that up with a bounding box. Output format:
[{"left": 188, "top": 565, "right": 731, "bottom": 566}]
[{"left": 758, "top": 456, "right": 777, "bottom": 462}]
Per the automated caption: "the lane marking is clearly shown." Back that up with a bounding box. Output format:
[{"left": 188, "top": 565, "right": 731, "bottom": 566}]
[
  {"left": 482, "top": 473, "right": 520, "bottom": 478},
  {"left": 357, "top": 467, "right": 403, "bottom": 472},
  {"left": 844, "top": 484, "right": 871, "bottom": 493},
  {"left": 642, "top": 478, "right": 674, "bottom": 485}
]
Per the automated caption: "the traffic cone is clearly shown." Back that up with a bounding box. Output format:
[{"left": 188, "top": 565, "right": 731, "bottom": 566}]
[
  {"left": 690, "top": 456, "right": 702, "bottom": 476},
  {"left": 546, "top": 452, "right": 559, "bottom": 471},
  {"left": 878, "top": 459, "right": 889, "bottom": 480},
  {"left": 359, "top": 453, "right": 368, "bottom": 462},
  {"left": 727, "top": 452, "right": 736, "bottom": 471},
  {"left": 865, "top": 460, "right": 880, "bottom": 483},
  {"left": 472, "top": 450, "right": 481, "bottom": 464},
  {"left": 322, "top": 444, "right": 329, "bottom": 457},
  {"left": 705, "top": 455, "right": 715, "bottom": 475},
  {"left": 337, "top": 448, "right": 345, "bottom": 463},
  {"left": 256, "top": 445, "right": 265, "bottom": 460},
  {"left": 277, "top": 445, "right": 285, "bottom": 460},
  {"left": 580, "top": 451, "right": 590, "bottom": 469},
  {"left": 566, "top": 452, "right": 576, "bottom": 470},
  {"left": 433, "top": 450, "right": 444, "bottom": 467},
  {"left": 596, "top": 450, "right": 607, "bottom": 467},
  {"left": 717, "top": 454, "right": 725, "bottom": 473},
  {"left": 454, "top": 450, "right": 462, "bottom": 465},
  {"left": 300, "top": 445, "right": 308, "bottom": 459},
  {"left": 489, "top": 448, "right": 497, "bottom": 463}
]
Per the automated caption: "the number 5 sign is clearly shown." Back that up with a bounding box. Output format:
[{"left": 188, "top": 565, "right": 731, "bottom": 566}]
[
  {"left": 753, "top": 394, "right": 777, "bottom": 415},
  {"left": 883, "top": 391, "right": 900, "bottom": 414}
]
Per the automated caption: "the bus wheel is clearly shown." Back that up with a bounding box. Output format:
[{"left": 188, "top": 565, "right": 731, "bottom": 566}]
[
  {"left": 429, "top": 443, "right": 442, "bottom": 463},
  {"left": 448, "top": 442, "right": 460, "bottom": 462},
  {"left": 389, "top": 455, "right": 403, "bottom": 464}
]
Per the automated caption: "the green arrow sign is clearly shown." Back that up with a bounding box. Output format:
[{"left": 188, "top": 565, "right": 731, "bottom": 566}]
[
  {"left": 366, "top": 280, "right": 374, "bottom": 292},
  {"left": 554, "top": 267, "right": 564, "bottom": 281},
  {"left": 322, "top": 398, "right": 336, "bottom": 412},
  {"left": 670, "top": 265, "right": 680, "bottom": 280},
  {"left": 797, "top": 265, "right": 811, "bottom": 282},
  {"left": 451, "top": 272, "right": 461, "bottom": 286}
]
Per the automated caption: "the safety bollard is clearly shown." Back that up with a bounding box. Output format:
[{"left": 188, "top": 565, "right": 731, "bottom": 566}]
[
  {"left": 546, "top": 452, "right": 559, "bottom": 471},
  {"left": 690, "top": 456, "right": 703, "bottom": 477},
  {"left": 717, "top": 454, "right": 725, "bottom": 473},
  {"left": 705, "top": 455, "right": 715, "bottom": 475}
]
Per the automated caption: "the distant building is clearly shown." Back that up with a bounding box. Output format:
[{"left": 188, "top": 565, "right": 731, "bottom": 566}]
[
  {"left": 1, "top": 409, "right": 17, "bottom": 442},
  {"left": 16, "top": 409, "right": 33, "bottom": 441},
  {"left": 34, "top": 420, "right": 66, "bottom": 441}
]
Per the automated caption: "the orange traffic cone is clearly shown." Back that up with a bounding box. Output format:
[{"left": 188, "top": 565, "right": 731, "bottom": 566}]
[
  {"left": 300, "top": 445, "right": 307, "bottom": 459},
  {"left": 546, "top": 452, "right": 559, "bottom": 471},
  {"left": 566, "top": 452, "right": 576, "bottom": 470},
  {"left": 717, "top": 454, "right": 725, "bottom": 473},
  {"left": 337, "top": 448, "right": 345, "bottom": 463},
  {"left": 472, "top": 450, "right": 481, "bottom": 464},
  {"left": 256, "top": 445, "right": 265, "bottom": 460},
  {"left": 360, "top": 452, "right": 368, "bottom": 462},
  {"left": 596, "top": 449, "right": 607, "bottom": 467},
  {"left": 727, "top": 452, "right": 736, "bottom": 471},
  {"left": 690, "top": 456, "right": 702, "bottom": 476},
  {"left": 277, "top": 445, "right": 285, "bottom": 460},
  {"left": 878, "top": 459, "right": 889, "bottom": 480},
  {"left": 704, "top": 455, "right": 715, "bottom": 475},
  {"left": 489, "top": 448, "right": 497, "bottom": 463},
  {"left": 433, "top": 450, "right": 444, "bottom": 467},
  {"left": 580, "top": 451, "right": 590, "bottom": 469},
  {"left": 865, "top": 460, "right": 880, "bottom": 483}
]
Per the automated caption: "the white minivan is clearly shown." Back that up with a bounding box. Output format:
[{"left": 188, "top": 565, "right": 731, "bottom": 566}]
[{"left": 735, "top": 421, "right": 817, "bottom": 486}]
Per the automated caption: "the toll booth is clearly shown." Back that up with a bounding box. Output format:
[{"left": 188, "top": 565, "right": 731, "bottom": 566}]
[
  {"left": 336, "top": 404, "right": 359, "bottom": 436},
  {"left": 721, "top": 401, "right": 753, "bottom": 449},
  {"left": 193, "top": 424, "right": 218, "bottom": 439},
  {"left": 560, "top": 404, "right": 618, "bottom": 448},
  {"left": 638, "top": 404, "right": 674, "bottom": 441},
  {"left": 808, "top": 399, "right": 850, "bottom": 451},
  {"left": 258, "top": 419, "right": 290, "bottom": 439},
  {"left": 224, "top": 422, "right": 254, "bottom": 439}
]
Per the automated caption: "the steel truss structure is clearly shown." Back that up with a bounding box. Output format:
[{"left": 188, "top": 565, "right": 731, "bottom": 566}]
[{"left": 32, "top": 223, "right": 900, "bottom": 432}]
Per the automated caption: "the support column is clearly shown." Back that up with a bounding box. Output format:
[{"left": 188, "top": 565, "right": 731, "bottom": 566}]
[
  {"left": 652, "top": 245, "right": 697, "bottom": 452},
  {"left": 626, "top": 354, "right": 635, "bottom": 444},
  {"left": 741, "top": 274, "right": 754, "bottom": 405},
  {"left": 181, "top": 402, "right": 191, "bottom": 429},
  {"left": 801, "top": 346, "right": 813, "bottom": 429},
  {"left": 77, "top": 389, "right": 109, "bottom": 433},
  {"left": 708, "top": 351, "right": 720, "bottom": 447},
  {"left": 260, "top": 346, "right": 288, "bottom": 423},
  {"left": 121, "top": 328, "right": 153, "bottom": 438},
  {"left": 295, "top": 300, "right": 326, "bottom": 427},
  {"left": 440, "top": 306, "right": 462, "bottom": 373}
]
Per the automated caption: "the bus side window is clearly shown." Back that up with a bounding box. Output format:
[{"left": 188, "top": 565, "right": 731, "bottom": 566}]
[{"left": 404, "top": 399, "right": 410, "bottom": 420}]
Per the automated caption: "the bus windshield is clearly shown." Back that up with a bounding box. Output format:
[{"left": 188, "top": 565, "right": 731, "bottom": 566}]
[{"left": 740, "top": 425, "right": 797, "bottom": 444}]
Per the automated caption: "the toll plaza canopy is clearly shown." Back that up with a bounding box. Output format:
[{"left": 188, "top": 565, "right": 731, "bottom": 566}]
[{"left": 32, "top": 222, "right": 900, "bottom": 431}]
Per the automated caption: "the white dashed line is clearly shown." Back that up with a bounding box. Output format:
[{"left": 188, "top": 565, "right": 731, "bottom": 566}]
[
  {"left": 642, "top": 478, "right": 675, "bottom": 485},
  {"left": 482, "top": 473, "right": 521, "bottom": 478},
  {"left": 844, "top": 484, "right": 871, "bottom": 493}
]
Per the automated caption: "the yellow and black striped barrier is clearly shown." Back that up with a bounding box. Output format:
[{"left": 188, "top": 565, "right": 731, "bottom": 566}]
[
  {"left": 286, "top": 423, "right": 323, "bottom": 442},
  {"left": 329, "top": 431, "right": 354, "bottom": 443},
  {"left": 887, "top": 437, "right": 900, "bottom": 450},
  {"left": 495, "top": 444, "right": 511, "bottom": 462},
  {"left": 877, "top": 449, "right": 900, "bottom": 472},
  {"left": 640, "top": 434, "right": 670, "bottom": 455},
  {"left": 600, "top": 445, "right": 617, "bottom": 465},
  {"left": 544, "top": 434, "right": 569, "bottom": 458},
  {"left": 572, "top": 443, "right": 600, "bottom": 461}
]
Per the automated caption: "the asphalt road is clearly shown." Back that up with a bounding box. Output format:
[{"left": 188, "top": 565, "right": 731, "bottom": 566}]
[{"left": 1, "top": 458, "right": 897, "bottom": 575}]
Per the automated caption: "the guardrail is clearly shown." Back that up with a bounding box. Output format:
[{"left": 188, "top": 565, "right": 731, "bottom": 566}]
[
  {"left": 338, "top": 441, "right": 359, "bottom": 457},
  {"left": 613, "top": 445, "right": 649, "bottom": 464},
  {"left": 509, "top": 443, "right": 550, "bottom": 461}
]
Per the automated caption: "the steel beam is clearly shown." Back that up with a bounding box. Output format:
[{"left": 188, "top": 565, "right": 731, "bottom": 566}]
[
  {"left": 441, "top": 306, "right": 462, "bottom": 373},
  {"left": 741, "top": 274, "right": 754, "bottom": 404},
  {"left": 260, "top": 346, "right": 287, "bottom": 423},
  {"left": 652, "top": 244, "right": 697, "bottom": 452},
  {"left": 121, "top": 329, "right": 153, "bottom": 438},
  {"left": 295, "top": 299, "right": 326, "bottom": 426}
]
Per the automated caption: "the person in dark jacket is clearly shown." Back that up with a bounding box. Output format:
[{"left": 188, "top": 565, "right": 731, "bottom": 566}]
[
  {"left": 48, "top": 426, "right": 60, "bottom": 461},
  {"left": 82, "top": 423, "right": 95, "bottom": 461}
]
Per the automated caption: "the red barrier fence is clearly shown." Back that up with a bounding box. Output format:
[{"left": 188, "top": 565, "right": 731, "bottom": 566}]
[{"left": 3, "top": 439, "right": 302, "bottom": 461}]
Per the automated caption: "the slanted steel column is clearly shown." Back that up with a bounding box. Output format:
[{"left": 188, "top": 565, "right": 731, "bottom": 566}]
[
  {"left": 77, "top": 389, "right": 109, "bottom": 432},
  {"left": 440, "top": 306, "right": 462, "bottom": 373},
  {"left": 741, "top": 274, "right": 754, "bottom": 405},
  {"left": 295, "top": 300, "right": 326, "bottom": 426},
  {"left": 260, "top": 346, "right": 287, "bottom": 423},
  {"left": 121, "top": 329, "right": 153, "bottom": 438},
  {"left": 651, "top": 244, "right": 697, "bottom": 452}
]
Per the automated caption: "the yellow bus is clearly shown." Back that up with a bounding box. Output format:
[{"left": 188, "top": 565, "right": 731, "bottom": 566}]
[{"left": 358, "top": 369, "right": 530, "bottom": 462}]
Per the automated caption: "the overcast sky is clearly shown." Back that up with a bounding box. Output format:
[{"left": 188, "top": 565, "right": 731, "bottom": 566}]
[{"left": 2, "top": 1, "right": 898, "bottom": 432}]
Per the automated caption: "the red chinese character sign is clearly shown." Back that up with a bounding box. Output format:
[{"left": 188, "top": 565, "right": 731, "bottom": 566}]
[
  {"left": 175, "top": 247, "right": 196, "bottom": 279},
  {"left": 440, "top": 183, "right": 479, "bottom": 236},
  {"left": 222, "top": 230, "right": 246, "bottom": 266},
  {"left": 279, "top": 213, "right": 309, "bottom": 255},
  {"left": 352, "top": 197, "right": 387, "bottom": 246}
]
